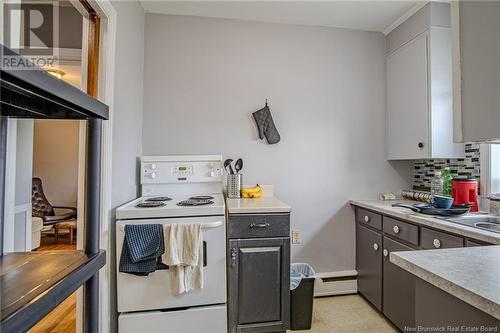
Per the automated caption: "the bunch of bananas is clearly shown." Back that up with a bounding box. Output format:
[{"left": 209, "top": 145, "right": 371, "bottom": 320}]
[{"left": 241, "top": 184, "right": 262, "bottom": 198}]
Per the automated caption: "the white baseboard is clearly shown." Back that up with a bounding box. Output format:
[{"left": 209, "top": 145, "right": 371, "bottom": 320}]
[{"left": 313, "top": 270, "right": 358, "bottom": 297}]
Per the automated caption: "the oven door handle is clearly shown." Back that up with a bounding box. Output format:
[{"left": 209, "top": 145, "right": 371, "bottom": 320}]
[
  {"left": 119, "top": 221, "right": 223, "bottom": 232},
  {"left": 201, "top": 221, "right": 223, "bottom": 229}
]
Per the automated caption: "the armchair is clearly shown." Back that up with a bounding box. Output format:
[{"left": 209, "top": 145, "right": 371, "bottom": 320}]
[{"left": 32, "top": 178, "right": 77, "bottom": 244}]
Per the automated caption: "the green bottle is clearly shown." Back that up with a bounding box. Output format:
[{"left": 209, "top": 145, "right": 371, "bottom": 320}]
[{"left": 442, "top": 167, "right": 453, "bottom": 198}]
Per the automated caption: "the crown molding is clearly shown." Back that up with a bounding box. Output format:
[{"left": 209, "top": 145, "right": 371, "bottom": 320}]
[{"left": 383, "top": 1, "right": 429, "bottom": 36}]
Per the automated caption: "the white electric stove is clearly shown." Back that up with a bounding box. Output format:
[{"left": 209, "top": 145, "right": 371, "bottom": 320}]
[
  {"left": 115, "top": 193, "right": 225, "bottom": 219},
  {"left": 116, "top": 155, "right": 227, "bottom": 333}
]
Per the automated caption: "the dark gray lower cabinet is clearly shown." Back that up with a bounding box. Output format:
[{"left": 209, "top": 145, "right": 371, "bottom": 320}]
[
  {"left": 415, "top": 278, "right": 499, "bottom": 328},
  {"left": 228, "top": 237, "right": 290, "bottom": 333},
  {"left": 354, "top": 205, "right": 496, "bottom": 330},
  {"left": 356, "top": 223, "right": 383, "bottom": 311},
  {"left": 383, "top": 236, "right": 415, "bottom": 331}
]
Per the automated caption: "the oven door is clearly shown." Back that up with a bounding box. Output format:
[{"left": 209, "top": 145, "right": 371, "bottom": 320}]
[{"left": 116, "top": 216, "right": 226, "bottom": 312}]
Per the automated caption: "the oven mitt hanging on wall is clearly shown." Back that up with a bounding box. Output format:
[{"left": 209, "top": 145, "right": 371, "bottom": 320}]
[{"left": 252, "top": 101, "right": 281, "bottom": 144}]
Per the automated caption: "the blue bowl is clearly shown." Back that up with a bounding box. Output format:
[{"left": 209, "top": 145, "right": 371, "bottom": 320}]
[{"left": 432, "top": 195, "right": 454, "bottom": 209}]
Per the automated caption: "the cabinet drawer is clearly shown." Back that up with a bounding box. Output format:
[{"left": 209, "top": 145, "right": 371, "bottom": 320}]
[
  {"left": 420, "top": 227, "right": 464, "bottom": 250},
  {"left": 383, "top": 217, "right": 419, "bottom": 246},
  {"left": 228, "top": 214, "right": 290, "bottom": 239},
  {"left": 356, "top": 208, "right": 382, "bottom": 230}
]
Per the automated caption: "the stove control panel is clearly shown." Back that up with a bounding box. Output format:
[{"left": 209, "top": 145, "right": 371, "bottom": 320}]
[
  {"left": 172, "top": 165, "right": 193, "bottom": 176},
  {"left": 141, "top": 157, "right": 223, "bottom": 184}
]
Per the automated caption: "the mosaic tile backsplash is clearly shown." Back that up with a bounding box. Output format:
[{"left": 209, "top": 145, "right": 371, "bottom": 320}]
[{"left": 413, "top": 143, "right": 480, "bottom": 192}]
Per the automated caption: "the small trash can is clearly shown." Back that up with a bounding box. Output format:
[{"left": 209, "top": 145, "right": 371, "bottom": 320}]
[{"left": 290, "top": 263, "right": 316, "bottom": 330}]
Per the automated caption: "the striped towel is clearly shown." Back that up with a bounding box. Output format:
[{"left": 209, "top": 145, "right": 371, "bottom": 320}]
[{"left": 119, "top": 224, "right": 164, "bottom": 276}]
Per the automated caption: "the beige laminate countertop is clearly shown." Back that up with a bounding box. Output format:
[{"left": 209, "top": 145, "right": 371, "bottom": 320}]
[
  {"left": 349, "top": 199, "right": 500, "bottom": 245},
  {"left": 391, "top": 246, "right": 500, "bottom": 320},
  {"left": 226, "top": 196, "right": 291, "bottom": 214}
]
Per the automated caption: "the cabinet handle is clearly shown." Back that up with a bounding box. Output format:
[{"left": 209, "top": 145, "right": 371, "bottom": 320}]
[
  {"left": 250, "top": 222, "right": 270, "bottom": 229},
  {"left": 433, "top": 239, "right": 441, "bottom": 249},
  {"left": 231, "top": 248, "right": 237, "bottom": 267},
  {"left": 364, "top": 215, "right": 370, "bottom": 223},
  {"left": 393, "top": 225, "right": 400, "bottom": 234},
  {"left": 373, "top": 243, "right": 379, "bottom": 251},
  {"left": 418, "top": 142, "right": 424, "bottom": 149},
  {"left": 383, "top": 249, "right": 388, "bottom": 257}
]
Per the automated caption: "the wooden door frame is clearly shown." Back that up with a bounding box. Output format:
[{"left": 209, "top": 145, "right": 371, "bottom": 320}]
[{"left": 72, "top": 0, "right": 117, "bottom": 332}]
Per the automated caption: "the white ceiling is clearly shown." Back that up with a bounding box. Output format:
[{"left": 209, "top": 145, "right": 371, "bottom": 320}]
[{"left": 139, "top": 1, "right": 422, "bottom": 33}]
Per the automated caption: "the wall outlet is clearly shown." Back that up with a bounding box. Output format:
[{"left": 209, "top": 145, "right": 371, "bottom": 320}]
[{"left": 292, "top": 229, "right": 301, "bottom": 244}]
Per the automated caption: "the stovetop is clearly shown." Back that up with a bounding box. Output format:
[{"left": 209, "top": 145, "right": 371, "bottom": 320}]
[{"left": 116, "top": 194, "right": 225, "bottom": 219}]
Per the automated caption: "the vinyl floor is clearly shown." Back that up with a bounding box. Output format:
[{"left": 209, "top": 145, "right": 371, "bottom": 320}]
[{"left": 289, "top": 294, "right": 398, "bottom": 333}]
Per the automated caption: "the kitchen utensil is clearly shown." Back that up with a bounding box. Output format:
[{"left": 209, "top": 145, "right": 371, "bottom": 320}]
[
  {"left": 452, "top": 178, "right": 479, "bottom": 212},
  {"left": 224, "top": 159, "right": 234, "bottom": 174},
  {"left": 432, "top": 195, "right": 454, "bottom": 209},
  {"left": 234, "top": 158, "right": 243, "bottom": 173},
  {"left": 392, "top": 203, "right": 471, "bottom": 216}
]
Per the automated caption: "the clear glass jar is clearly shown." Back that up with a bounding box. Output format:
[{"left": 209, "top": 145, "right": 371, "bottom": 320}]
[{"left": 431, "top": 171, "right": 444, "bottom": 196}]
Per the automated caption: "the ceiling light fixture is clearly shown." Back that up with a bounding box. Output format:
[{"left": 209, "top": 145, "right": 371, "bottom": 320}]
[{"left": 44, "top": 67, "right": 66, "bottom": 79}]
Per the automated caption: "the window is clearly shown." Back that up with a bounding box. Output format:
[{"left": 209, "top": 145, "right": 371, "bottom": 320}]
[{"left": 489, "top": 144, "right": 500, "bottom": 194}]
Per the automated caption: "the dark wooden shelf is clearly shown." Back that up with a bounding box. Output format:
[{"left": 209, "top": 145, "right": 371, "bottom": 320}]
[
  {"left": 0, "top": 44, "right": 109, "bottom": 120},
  {"left": 1, "top": 43, "right": 106, "bottom": 332},
  {"left": 0, "top": 250, "right": 106, "bottom": 333}
]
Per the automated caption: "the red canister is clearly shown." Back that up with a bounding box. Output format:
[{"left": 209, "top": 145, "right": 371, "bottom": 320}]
[{"left": 452, "top": 179, "right": 479, "bottom": 212}]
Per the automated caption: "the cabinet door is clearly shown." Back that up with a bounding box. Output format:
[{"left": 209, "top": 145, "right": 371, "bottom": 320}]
[
  {"left": 453, "top": 1, "right": 500, "bottom": 142},
  {"left": 387, "top": 32, "right": 430, "bottom": 160},
  {"left": 356, "top": 223, "right": 382, "bottom": 310},
  {"left": 383, "top": 236, "right": 415, "bottom": 331},
  {"left": 227, "top": 238, "right": 290, "bottom": 333}
]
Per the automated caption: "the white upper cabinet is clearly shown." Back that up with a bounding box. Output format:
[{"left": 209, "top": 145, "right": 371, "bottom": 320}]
[
  {"left": 387, "top": 33, "right": 429, "bottom": 159},
  {"left": 386, "top": 2, "right": 464, "bottom": 160},
  {"left": 452, "top": 1, "right": 500, "bottom": 143}
]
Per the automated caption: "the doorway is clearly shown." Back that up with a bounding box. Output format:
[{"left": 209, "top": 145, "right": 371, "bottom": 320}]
[
  {"left": 32, "top": 1, "right": 83, "bottom": 251},
  {"left": 3, "top": 0, "right": 112, "bottom": 331},
  {"left": 26, "top": 1, "right": 104, "bottom": 332}
]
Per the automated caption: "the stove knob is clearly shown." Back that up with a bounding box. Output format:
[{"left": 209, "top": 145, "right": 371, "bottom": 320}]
[
  {"left": 150, "top": 172, "right": 157, "bottom": 179},
  {"left": 151, "top": 163, "right": 157, "bottom": 170}
]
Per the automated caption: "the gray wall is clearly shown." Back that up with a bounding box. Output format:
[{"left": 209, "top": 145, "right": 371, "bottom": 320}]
[
  {"left": 15, "top": 120, "right": 33, "bottom": 252},
  {"left": 142, "top": 14, "right": 412, "bottom": 273},
  {"left": 109, "top": 1, "right": 145, "bottom": 332},
  {"left": 111, "top": 1, "right": 145, "bottom": 209},
  {"left": 15, "top": 120, "right": 33, "bottom": 206},
  {"left": 32, "top": 120, "right": 79, "bottom": 207}
]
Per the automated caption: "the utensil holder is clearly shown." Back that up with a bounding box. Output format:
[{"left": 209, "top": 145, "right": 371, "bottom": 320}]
[{"left": 227, "top": 174, "right": 242, "bottom": 198}]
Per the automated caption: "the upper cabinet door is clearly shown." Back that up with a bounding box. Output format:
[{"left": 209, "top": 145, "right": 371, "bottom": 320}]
[
  {"left": 452, "top": 1, "right": 500, "bottom": 143},
  {"left": 387, "top": 33, "right": 430, "bottom": 160}
]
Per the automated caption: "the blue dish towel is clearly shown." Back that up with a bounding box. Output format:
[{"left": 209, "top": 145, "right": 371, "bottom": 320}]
[{"left": 119, "top": 224, "right": 164, "bottom": 276}]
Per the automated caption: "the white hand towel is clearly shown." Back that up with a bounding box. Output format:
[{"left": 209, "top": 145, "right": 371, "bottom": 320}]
[{"left": 162, "top": 223, "right": 203, "bottom": 295}]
